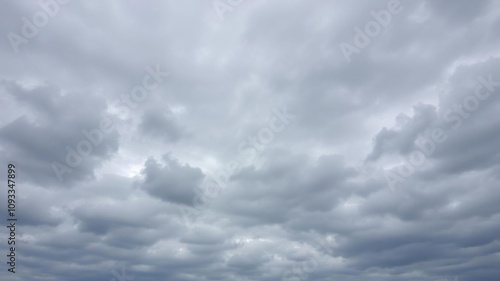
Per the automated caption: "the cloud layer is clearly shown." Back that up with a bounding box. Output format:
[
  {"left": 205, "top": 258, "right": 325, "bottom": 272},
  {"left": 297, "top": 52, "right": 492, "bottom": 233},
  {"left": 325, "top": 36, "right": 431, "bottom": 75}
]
[{"left": 1, "top": 1, "right": 500, "bottom": 280}]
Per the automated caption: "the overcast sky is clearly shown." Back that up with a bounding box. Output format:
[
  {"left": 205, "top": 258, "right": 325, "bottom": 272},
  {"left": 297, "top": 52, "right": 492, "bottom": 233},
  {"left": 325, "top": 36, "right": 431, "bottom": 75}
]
[{"left": 1, "top": 1, "right": 500, "bottom": 280}]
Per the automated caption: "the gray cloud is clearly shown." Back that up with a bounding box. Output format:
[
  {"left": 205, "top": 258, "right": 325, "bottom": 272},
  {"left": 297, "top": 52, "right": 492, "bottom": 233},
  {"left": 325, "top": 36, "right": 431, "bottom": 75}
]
[
  {"left": 139, "top": 154, "right": 205, "bottom": 205},
  {"left": 139, "top": 110, "right": 185, "bottom": 142},
  {"left": 1, "top": 1, "right": 500, "bottom": 281},
  {"left": 0, "top": 80, "right": 119, "bottom": 186}
]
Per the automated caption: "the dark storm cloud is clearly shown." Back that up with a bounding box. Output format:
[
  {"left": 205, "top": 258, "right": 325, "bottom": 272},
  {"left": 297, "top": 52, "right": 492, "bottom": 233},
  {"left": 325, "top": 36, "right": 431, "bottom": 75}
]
[
  {"left": 0, "top": 80, "right": 119, "bottom": 186},
  {"left": 139, "top": 154, "right": 205, "bottom": 205},
  {"left": 221, "top": 151, "right": 361, "bottom": 223},
  {"left": 367, "top": 103, "right": 438, "bottom": 161}
]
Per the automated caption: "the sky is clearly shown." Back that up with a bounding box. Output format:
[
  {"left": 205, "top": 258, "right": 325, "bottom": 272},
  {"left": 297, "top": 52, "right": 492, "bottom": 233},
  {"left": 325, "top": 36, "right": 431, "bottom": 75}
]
[{"left": 1, "top": 0, "right": 500, "bottom": 280}]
